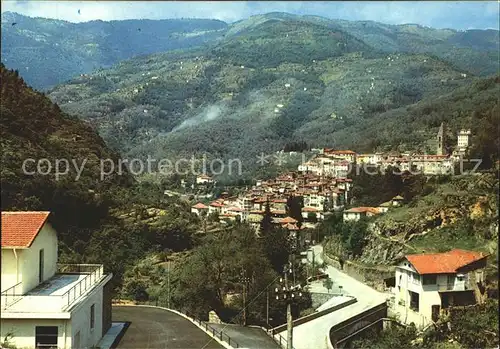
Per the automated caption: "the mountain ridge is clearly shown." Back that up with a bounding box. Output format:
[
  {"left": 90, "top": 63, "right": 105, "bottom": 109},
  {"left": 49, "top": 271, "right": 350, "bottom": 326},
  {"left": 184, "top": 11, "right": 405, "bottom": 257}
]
[{"left": 2, "top": 11, "right": 498, "bottom": 89}]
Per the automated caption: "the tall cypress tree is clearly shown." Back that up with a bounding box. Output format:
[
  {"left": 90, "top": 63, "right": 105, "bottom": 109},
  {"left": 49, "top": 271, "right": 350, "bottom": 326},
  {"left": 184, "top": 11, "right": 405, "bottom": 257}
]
[
  {"left": 286, "top": 195, "right": 303, "bottom": 229},
  {"left": 260, "top": 199, "right": 273, "bottom": 235}
]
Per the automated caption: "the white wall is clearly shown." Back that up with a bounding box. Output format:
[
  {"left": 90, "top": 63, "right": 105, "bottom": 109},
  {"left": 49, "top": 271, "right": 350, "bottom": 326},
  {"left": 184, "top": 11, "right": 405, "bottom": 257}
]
[
  {"left": 20, "top": 224, "right": 58, "bottom": 294},
  {"left": 1, "top": 249, "right": 19, "bottom": 291},
  {"left": 69, "top": 282, "right": 105, "bottom": 349},
  {"left": 394, "top": 262, "right": 443, "bottom": 328},
  {"left": 1, "top": 318, "right": 70, "bottom": 349},
  {"left": 343, "top": 212, "right": 360, "bottom": 222},
  {"left": 2, "top": 223, "right": 58, "bottom": 294}
]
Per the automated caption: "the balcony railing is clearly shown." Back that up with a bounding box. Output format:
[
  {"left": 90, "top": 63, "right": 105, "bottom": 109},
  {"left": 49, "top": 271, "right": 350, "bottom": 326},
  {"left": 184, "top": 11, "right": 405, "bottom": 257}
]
[
  {"left": 1, "top": 282, "right": 23, "bottom": 309},
  {"left": 1, "top": 264, "right": 105, "bottom": 312},
  {"left": 58, "top": 264, "right": 104, "bottom": 309},
  {"left": 437, "top": 283, "right": 467, "bottom": 292}
]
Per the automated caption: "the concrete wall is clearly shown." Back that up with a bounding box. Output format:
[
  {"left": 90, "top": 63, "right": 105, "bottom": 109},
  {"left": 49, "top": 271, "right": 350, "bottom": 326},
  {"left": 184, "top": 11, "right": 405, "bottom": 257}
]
[
  {"left": 1, "top": 249, "right": 19, "bottom": 291},
  {"left": 322, "top": 251, "right": 393, "bottom": 291},
  {"left": 69, "top": 280, "right": 106, "bottom": 349},
  {"left": 1, "top": 318, "right": 70, "bottom": 349},
  {"left": 273, "top": 298, "right": 357, "bottom": 334},
  {"left": 330, "top": 303, "right": 387, "bottom": 347},
  {"left": 20, "top": 224, "right": 58, "bottom": 294},
  {"left": 395, "top": 264, "right": 442, "bottom": 327}
]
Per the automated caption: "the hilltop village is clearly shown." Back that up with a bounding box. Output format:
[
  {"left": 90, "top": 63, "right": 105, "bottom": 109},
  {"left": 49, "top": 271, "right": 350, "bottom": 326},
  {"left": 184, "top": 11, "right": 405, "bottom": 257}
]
[{"left": 191, "top": 124, "right": 473, "bottom": 232}]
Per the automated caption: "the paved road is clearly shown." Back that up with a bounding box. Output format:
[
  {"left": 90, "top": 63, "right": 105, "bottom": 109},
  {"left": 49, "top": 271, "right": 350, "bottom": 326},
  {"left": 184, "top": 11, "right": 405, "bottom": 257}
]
[
  {"left": 308, "top": 245, "right": 387, "bottom": 303},
  {"left": 208, "top": 324, "right": 280, "bottom": 349},
  {"left": 113, "top": 306, "right": 224, "bottom": 349}
]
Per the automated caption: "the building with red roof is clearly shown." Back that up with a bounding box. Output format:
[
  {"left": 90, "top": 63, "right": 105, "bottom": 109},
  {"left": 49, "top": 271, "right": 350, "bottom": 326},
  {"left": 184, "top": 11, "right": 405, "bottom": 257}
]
[
  {"left": 1, "top": 211, "right": 113, "bottom": 348},
  {"left": 2, "top": 211, "right": 51, "bottom": 249},
  {"left": 191, "top": 203, "right": 209, "bottom": 216},
  {"left": 394, "top": 249, "right": 488, "bottom": 329},
  {"left": 343, "top": 207, "right": 381, "bottom": 222}
]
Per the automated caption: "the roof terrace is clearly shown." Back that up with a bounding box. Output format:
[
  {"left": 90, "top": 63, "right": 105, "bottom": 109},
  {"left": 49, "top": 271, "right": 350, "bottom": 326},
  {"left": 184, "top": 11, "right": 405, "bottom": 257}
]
[{"left": 1, "top": 264, "right": 108, "bottom": 316}]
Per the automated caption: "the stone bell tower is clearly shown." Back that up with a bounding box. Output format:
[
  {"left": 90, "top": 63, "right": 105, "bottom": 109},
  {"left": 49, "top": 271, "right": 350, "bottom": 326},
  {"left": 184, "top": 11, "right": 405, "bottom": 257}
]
[{"left": 437, "top": 122, "right": 445, "bottom": 155}]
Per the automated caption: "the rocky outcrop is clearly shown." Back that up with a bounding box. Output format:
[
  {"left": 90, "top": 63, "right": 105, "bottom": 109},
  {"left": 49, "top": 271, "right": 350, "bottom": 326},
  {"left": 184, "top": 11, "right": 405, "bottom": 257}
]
[{"left": 357, "top": 237, "right": 405, "bottom": 266}]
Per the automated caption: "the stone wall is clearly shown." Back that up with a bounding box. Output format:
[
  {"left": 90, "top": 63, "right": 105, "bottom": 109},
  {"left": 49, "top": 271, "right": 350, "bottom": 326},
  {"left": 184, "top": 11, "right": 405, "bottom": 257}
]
[
  {"left": 322, "top": 251, "right": 394, "bottom": 292},
  {"left": 311, "top": 292, "right": 336, "bottom": 309},
  {"left": 208, "top": 310, "right": 223, "bottom": 324}
]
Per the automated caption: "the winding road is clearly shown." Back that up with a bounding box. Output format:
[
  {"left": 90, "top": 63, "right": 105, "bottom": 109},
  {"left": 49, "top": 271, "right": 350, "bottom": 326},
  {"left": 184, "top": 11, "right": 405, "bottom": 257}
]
[{"left": 113, "top": 305, "right": 224, "bottom": 349}]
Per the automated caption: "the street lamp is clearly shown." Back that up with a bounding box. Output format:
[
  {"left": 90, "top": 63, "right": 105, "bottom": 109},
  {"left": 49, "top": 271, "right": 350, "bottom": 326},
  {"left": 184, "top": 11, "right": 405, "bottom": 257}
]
[{"left": 274, "top": 262, "right": 303, "bottom": 349}]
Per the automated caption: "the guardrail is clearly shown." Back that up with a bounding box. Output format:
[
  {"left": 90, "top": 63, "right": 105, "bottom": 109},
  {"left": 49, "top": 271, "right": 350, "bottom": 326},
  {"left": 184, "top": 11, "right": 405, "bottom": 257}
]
[
  {"left": 269, "top": 330, "right": 294, "bottom": 349},
  {"left": 184, "top": 311, "right": 241, "bottom": 348},
  {"left": 59, "top": 264, "right": 104, "bottom": 309},
  {"left": 1, "top": 282, "right": 23, "bottom": 309},
  {"left": 133, "top": 301, "right": 241, "bottom": 349}
]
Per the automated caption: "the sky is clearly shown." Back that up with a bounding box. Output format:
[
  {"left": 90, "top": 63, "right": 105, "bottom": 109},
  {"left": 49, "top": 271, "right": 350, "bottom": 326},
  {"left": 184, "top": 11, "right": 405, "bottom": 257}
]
[{"left": 1, "top": 1, "right": 498, "bottom": 30}]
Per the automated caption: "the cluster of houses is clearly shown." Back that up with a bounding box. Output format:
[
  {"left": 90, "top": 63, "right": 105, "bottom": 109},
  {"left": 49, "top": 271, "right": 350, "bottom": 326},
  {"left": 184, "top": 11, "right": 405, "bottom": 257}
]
[
  {"left": 190, "top": 122, "right": 472, "bottom": 230},
  {"left": 298, "top": 124, "right": 472, "bottom": 177},
  {"left": 192, "top": 171, "right": 353, "bottom": 232}
]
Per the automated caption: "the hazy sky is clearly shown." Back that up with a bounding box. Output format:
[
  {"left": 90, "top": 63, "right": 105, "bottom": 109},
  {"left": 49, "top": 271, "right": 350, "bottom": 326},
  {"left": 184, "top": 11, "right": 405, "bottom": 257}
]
[{"left": 1, "top": 1, "right": 498, "bottom": 30}]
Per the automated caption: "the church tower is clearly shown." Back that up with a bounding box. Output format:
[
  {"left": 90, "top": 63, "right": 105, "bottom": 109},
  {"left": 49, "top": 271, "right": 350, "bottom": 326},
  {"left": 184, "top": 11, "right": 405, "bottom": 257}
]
[{"left": 437, "top": 122, "right": 445, "bottom": 155}]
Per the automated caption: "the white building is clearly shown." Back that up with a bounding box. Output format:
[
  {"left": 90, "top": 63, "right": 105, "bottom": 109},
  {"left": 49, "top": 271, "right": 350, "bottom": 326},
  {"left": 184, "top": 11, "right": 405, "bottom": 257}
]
[
  {"left": 342, "top": 207, "right": 381, "bottom": 222},
  {"left": 196, "top": 174, "right": 214, "bottom": 185},
  {"left": 1, "top": 211, "right": 113, "bottom": 349},
  {"left": 191, "top": 203, "right": 209, "bottom": 216},
  {"left": 457, "top": 129, "right": 471, "bottom": 153},
  {"left": 394, "top": 249, "right": 488, "bottom": 329}
]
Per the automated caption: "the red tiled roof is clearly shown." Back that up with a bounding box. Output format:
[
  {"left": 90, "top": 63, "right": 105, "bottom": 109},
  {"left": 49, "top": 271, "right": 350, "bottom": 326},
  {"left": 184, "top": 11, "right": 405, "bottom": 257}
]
[
  {"left": 1, "top": 211, "right": 51, "bottom": 248},
  {"left": 282, "top": 223, "right": 300, "bottom": 231},
  {"left": 303, "top": 207, "right": 320, "bottom": 212},
  {"left": 272, "top": 198, "right": 287, "bottom": 203},
  {"left": 192, "top": 203, "right": 209, "bottom": 209},
  {"left": 281, "top": 216, "right": 298, "bottom": 224},
  {"left": 406, "top": 249, "right": 487, "bottom": 275},
  {"left": 210, "top": 202, "right": 225, "bottom": 207},
  {"left": 345, "top": 207, "right": 380, "bottom": 214},
  {"left": 250, "top": 210, "right": 264, "bottom": 215},
  {"left": 325, "top": 149, "right": 357, "bottom": 155},
  {"left": 271, "top": 210, "right": 287, "bottom": 215}
]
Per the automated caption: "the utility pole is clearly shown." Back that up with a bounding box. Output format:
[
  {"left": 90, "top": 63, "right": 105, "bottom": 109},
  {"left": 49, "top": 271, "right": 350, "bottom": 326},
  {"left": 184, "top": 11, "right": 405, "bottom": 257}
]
[
  {"left": 266, "top": 290, "right": 269, "bottom": 327},
  {"left": 275, "top": 261, "right": 303, "bottom": 349},
  {"left": 240, "top": 270, "right": 250, "bottom": 326},
  {"left": 285, "top": 267, "right": 292, "bottom": 349},
  {"left": 167, "top": 261, "right": 171, "bottom": 308}
]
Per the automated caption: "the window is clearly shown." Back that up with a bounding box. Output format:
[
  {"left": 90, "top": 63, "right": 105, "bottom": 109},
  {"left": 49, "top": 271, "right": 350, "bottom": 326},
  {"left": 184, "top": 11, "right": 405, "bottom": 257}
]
[
  {"left": 409, "top": 291, "right": 420, "bottom": 312},
  {"left": 90, "top": 304, "right": 95, "bottom": 329},
  {"left": 423, "top": 275, "right": 437, "bottom": 285},
  {"left": 35, "top": 326, "right": 58, "bottom": 348},
  {"left": 447, "top": 275, "right": 455, "bottom": 284}
]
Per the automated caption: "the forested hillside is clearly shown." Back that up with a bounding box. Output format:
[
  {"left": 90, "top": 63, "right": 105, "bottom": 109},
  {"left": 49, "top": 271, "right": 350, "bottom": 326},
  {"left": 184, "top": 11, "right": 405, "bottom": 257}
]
[
  {"left": 0, "top": 64, "right": 202, "bottom": 290},
  {"left": 1, "top": 11, "right": 227, "bottom": 89},
  {"left": 46, "top": 14, "right": 499, "bottom": 177},
  {"left": 0, "top": 65, "right": 315, "bottom": 324}
]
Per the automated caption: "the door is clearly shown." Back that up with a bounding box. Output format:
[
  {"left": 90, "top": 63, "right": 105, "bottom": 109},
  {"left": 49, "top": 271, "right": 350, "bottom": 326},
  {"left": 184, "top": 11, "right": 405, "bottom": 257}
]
[
  {"left": 39, "top": 249, "right": 45, "bottom": 283},
  {"left": 431, "top": 305, "right": 440, "bottom": 322},
  {"left": 74, "top": 331, "right": 80, "bottom": 349}
]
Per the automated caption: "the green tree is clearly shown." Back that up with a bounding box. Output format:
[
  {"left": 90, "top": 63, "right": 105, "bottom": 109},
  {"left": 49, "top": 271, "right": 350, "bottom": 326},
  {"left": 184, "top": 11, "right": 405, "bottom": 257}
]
[
  {"left": 260, "top": 200, "right": 273, "bottom": 235},
  {"left": 286, "top": 195, "right": 304, "bottom": 229},
  {"left": 323, "top": 277, "right": 333, "bottom": 293}
]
